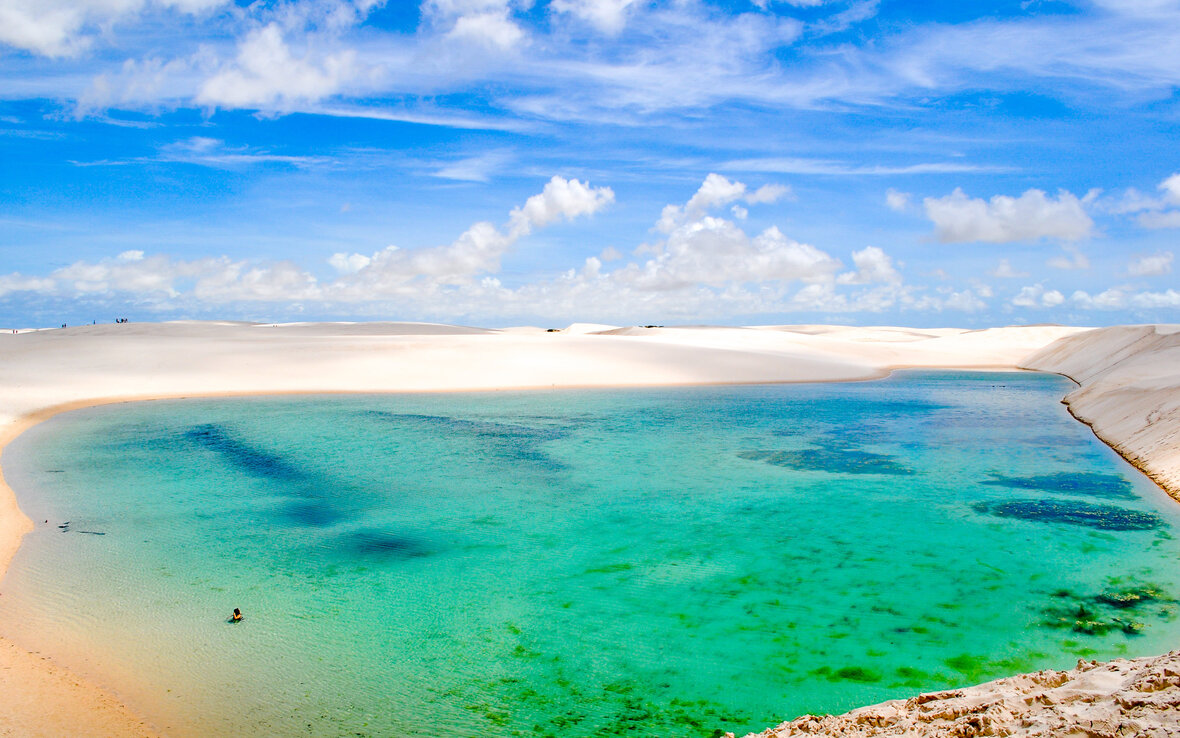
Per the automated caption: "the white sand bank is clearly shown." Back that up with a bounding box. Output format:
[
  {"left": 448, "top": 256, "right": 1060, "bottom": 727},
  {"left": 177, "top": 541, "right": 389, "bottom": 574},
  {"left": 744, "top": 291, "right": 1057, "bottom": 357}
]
[
  {"left": 3, "top": 319, "right": 1171, "bottom": 737},
  {"left": 1021, "top": 324, "right": 1180, "bottom": 500}
]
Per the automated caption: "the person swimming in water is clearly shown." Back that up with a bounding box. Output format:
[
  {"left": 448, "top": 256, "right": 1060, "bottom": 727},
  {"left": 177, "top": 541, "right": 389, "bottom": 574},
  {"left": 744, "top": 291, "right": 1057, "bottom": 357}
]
[{"left": 230, "top": 608, "right": 242, "bottom": 622}]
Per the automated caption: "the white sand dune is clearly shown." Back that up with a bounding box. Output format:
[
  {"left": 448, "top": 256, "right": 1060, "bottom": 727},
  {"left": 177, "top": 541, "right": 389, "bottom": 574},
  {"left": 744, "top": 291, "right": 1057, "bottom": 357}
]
[
  {"left": 3, "top": 320, "right": 1179, "bottom": 737},
  {"left": 1022, "top": 324, "right": 1180, "bottom": 500}
]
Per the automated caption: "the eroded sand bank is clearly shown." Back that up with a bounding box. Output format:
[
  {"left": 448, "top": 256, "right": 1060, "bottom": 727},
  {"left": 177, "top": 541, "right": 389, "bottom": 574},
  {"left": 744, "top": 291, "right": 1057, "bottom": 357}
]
[
  {"left": 3, "top": 320, "right": 1178, "bottom": 736},
  {"left": 738, "top": 650, "right": 1180, "bottom": 737},
  {"left": 1021, "top": 324, "right": 1180, "bottom": 500}
]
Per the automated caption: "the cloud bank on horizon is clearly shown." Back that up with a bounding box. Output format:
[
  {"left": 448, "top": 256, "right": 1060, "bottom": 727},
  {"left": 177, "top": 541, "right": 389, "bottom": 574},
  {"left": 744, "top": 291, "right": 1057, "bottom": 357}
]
[{"left": 1, "top": 0, "right": 1178, "bottom": 327}]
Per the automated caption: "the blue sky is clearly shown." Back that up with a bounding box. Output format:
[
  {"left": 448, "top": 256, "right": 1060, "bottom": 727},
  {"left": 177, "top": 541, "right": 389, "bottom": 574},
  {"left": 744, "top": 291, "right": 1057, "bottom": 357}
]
[{"left": 1, "top": 0, "right": 1178, "bottom": 327}]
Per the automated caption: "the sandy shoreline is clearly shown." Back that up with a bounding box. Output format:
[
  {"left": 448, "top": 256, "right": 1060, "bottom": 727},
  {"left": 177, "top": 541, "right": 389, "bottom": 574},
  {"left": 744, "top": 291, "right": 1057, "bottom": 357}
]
[{"left": 3, "top": 320, "right": 1177, "bottom": 736}]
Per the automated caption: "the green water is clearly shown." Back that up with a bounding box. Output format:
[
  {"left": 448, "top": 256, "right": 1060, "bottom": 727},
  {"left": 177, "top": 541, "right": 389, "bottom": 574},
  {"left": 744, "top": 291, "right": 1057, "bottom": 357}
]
[{"left": 2, "top": 371, "right": 1179, "bottom": 737}]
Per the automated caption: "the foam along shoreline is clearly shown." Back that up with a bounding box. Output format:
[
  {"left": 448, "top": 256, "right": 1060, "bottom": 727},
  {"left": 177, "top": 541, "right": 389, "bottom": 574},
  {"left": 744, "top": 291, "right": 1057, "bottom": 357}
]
[{"left": 2, "top": 319, "right": 1176, "bottom": 737}]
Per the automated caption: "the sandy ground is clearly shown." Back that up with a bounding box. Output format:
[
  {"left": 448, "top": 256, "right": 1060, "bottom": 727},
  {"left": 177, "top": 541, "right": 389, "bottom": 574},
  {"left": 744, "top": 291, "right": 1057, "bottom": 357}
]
[
  {"left": 3, "top": 319, "right": 1175, "bottom": 736},
  {"left": 1022, "top": 324, "right": 1180, "bottom": 501},
  {"left": 737, "top": 650, "right": 1180, "bottom": 737}
]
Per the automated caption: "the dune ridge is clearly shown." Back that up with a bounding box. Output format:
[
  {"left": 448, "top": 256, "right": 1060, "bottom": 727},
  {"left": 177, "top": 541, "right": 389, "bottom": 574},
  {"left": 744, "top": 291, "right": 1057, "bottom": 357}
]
[{"left": 1021, "top": 324, "right": 1180, "bottom": 500}]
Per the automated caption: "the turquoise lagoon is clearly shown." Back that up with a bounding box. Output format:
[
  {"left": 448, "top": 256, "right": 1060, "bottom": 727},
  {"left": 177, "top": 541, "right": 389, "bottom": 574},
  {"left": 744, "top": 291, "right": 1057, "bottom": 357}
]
[{"left": 2, "top": 371, "right": 1180, "bottom": 737}]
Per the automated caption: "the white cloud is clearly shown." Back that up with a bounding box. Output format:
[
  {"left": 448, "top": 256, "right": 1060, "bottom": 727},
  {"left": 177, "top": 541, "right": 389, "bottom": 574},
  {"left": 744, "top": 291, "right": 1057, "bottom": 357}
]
[
  {"left": 1047, "top": 244, "right": 1090, "bottom": 270},
  {"left": 507, "top": 175, "right": 616, "bottom": 236},
  {"left": 0, "top": 273, "right": 56, "bottom": 298},
  {"left": 836, "top": 246, "right": 901, "bottom": 285},
  {"left": 1129, "top": 289, "right": 1180, "bottom": 308},
  {"left": 885, "top": 188, "right": 911, "bottom": 212},
  {"left": 1099, "top": 173, "right": 1180, "bottom": 228},
  {"left": 197, "top": 24, "right": 359, "bottom": 109},
  {"left": 614, "top": 220, "right": 839, "bottom": 291},
  {"left": 433, "top": 151, "right": 512, "bottom": 182},
  {"left": 1160, "top": 173, "right": 1180, "bottom": 203},
  {"left": 990, "top": 259, "right": 1028, "bottom": 278},
  {"left": 1067, "top": 287, "right": 1180, "bottom": 310},
  {"left": 657, "top": 174, "right": 789, "bottom": 233},
  {"left": 446, "top": 10, "right": 524, "bottom": 48},
  {"left": 745, "top": 183, "right": 792, "bottom": 205},
  {"left": 1069, "top": 288, "right": 1125, "bottom": 310},
  {"left": 423, "top": 0, "right": 525, "bottom": 49},
  {"left": 329, "top": 252, "right": 372, "bottom": 274},
  {"left": 724, "top": 158, "right": 1006, "bottom": 176},
  {"left": 923, "top": 188, "right": 1094, "bottom": 243},
  {"left": 154, "top": 136, "right": 331, "bottom": 168},
  {"left": 1138, "top": 211, "right": 1180, "bottom": 229},
  {"left": 1127, "top": 251, "right": 1173, "bottom": 276},
  {"left": 0, "top": 0, "right": 227, "bottom": 58},
  {"left": 941, "top": 289, "right": 986, "bottom": 312},
  {"left": 329, "top": 175, "right": 613, "bottom": 294},
  {"left": 1011, "top": 284, "right": 1065, "bottom": 308},
  {"left": 551, "top": 0, "right": 637, "bottom": 34}
]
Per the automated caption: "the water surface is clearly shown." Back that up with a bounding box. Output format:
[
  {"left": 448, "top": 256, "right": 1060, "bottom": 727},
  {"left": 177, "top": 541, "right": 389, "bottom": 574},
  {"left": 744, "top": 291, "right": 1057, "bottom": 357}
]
[{"left": 2, "top": 371, "right": 1178, "bottom": 737}]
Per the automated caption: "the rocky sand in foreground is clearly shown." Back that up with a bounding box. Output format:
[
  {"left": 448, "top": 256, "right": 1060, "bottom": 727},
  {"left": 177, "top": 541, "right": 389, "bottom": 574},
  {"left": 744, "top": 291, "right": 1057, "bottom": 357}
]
[{"left": 737, "top": 650, "right": 1180, "bottom": 737}]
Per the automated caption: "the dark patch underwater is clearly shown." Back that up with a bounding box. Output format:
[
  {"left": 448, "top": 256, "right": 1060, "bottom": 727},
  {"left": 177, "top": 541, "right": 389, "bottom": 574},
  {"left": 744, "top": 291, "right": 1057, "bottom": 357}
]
[
  {"left": 973, "top": 499, "right": 1164, "bottom": 531},
  {"left": 981, "top": 472, "right": 1135, "bottom": 499},
  {"left": 739, "top": 447, "right": 914, "bottom": 475}
]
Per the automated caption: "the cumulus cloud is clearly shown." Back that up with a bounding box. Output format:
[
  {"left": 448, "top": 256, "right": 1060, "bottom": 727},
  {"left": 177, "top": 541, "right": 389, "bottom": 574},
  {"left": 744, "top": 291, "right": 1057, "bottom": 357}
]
[
  {"left": 327, "top": 175, "right": 613, "bottom": 295},
  {"left": 656, "top": 174, "right": 790, "bottom": 233},
  {"left": 1011, "top": 284, "right": 1065, "bottom": 308},
  {"left": 1070, "top": 287, "right": 1180, "bottom": 310},
  {"left": 197, "top": 23, "right": 360, "bottom": 109},
  {"left": 1127, "top": 251, "right": 1173, "bottom": 276},
  {"left": 0, "top": 175, "right": 613, "bottom": 306},
  {"left": 328, "top": 252, "right": 372, "bottom": 274},
  {"left": 507, "top": 175, "right": 616, "bottom": 236},
  {"left": 1135, "top": 174, "right": 1180, "bottom": 228},
  {"left": 0, "top": 173, "right": 922, "bottom": 321},
  {"left": 1099, "top": 173, "right": 1180, "bottom": 229},
  {"left": 836, "top": 246, "right": 901, "bottom": 285},
  {"left": 423, "top": 0, "right": 525, "bottom": 49},
  {"left": 613, "top": 220, "right": 839, "bottom": 291},
  {"left": 923, "top": 188, "right": 1094, "bottom": 243},
  {"left": 1, "top": 251, "right": 321, "bottom": 303}
]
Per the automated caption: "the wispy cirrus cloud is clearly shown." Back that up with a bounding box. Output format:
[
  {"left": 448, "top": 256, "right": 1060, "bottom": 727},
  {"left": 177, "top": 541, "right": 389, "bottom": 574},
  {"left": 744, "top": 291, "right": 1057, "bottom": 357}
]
[
  {"left": 69, "top": 136, "right": 336, "bottom": 169},
  {"left": 723, "top": 158, "right": 1010, "bottom": 176}
]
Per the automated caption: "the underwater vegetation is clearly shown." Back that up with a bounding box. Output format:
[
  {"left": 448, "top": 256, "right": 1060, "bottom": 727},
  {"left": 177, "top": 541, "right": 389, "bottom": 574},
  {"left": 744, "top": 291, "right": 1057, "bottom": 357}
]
[
  {"left": 981, "top": 472, "right": 1135, "bottom": 500},
  {"left": 185, "top": 423, "right": 305, "bottom": 481},
  {"left": 738, "top": 446, "right": 914, "bottom": 475},
  {"left": 1042, "top": 582, "right": 1176, "bottom": 636},
  {"left": 972, "top": 499, "right": 1164, "bottom": 531},
  {"left": 811, "top": 665, "right": 884, "bottom": 683},
  {"left": 362, "top": 411, "right": 570, "bottom": 471}
]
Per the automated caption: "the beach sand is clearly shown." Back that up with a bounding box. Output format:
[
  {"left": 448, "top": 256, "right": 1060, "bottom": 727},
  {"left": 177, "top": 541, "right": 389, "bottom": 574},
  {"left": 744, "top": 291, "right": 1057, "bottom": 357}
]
[{"left": 3, "top": 320, "right": 1178, "bottom": 736}]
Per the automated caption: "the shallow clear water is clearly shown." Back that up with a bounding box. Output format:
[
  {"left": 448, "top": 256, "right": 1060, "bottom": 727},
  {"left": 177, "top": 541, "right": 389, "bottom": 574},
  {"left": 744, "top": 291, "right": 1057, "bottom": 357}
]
[{"left": 2, "top": 371, "right": 1179, "bottom": 737}]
